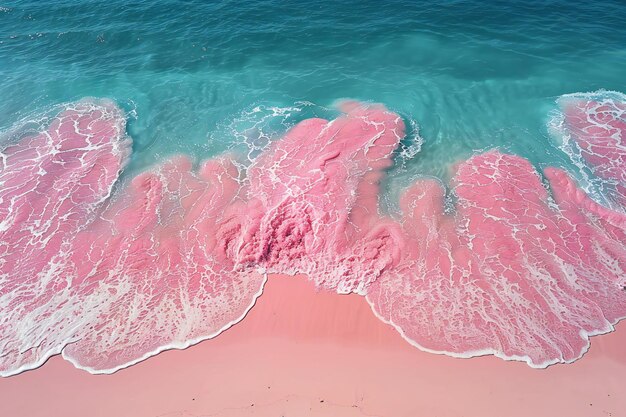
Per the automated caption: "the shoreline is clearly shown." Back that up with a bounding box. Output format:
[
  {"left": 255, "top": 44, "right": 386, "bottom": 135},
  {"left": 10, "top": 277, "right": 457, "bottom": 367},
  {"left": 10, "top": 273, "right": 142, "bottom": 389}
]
[{"left": 1, "top": 273, "right": 625, "bottom": 417}]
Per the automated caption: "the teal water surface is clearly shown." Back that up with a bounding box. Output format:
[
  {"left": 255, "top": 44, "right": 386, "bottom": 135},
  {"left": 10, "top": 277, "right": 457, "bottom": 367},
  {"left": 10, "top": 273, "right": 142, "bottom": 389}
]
[{"left": 1, "top": 0, "right": 625, "bottom": 197}]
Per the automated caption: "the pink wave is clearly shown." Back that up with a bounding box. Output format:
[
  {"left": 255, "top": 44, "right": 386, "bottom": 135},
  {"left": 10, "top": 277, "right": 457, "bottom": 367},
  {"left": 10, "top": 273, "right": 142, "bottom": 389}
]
[
  {"left": 557, "top": 92, "right": 626, "bottom": 207},
  {"left": 366, "top": 151, "right": 626, "bottom": 367},
  {"left": 0, "top": 100, "right": 131, "bottom": 375},
  {"left": 235, "top": 101, "right": 405, "bottom": 294},
  {"left": 1, "top": 96, "right": 625, "bottom": 376},
  {"left": 61, "top": 156, "right": 266, "bottom": 372}
]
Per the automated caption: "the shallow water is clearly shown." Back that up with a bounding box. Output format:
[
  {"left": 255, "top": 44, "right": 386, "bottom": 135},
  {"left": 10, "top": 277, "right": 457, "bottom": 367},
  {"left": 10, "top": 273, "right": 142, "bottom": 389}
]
[{"left": 1, "top": 0, "right": 625, "bottom": 176}]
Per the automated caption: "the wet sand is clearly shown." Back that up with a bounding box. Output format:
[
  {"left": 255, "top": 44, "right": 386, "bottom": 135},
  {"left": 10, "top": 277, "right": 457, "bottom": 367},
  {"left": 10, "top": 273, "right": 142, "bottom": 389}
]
[{"left": 1, "top": 273, "right": 624, "bottom": 417}]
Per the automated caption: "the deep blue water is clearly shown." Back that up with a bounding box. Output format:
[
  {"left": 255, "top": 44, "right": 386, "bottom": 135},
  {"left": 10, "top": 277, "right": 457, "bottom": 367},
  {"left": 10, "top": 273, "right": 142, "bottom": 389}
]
[{"left": 1, "top": 0, "right": 625, "bottom": 190}]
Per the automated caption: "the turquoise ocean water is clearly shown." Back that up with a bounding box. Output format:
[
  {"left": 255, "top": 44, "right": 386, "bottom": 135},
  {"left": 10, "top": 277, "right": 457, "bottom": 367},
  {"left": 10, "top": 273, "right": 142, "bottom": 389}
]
[{"left": 1, "top": 0, "right": 625, "bottom": 204}]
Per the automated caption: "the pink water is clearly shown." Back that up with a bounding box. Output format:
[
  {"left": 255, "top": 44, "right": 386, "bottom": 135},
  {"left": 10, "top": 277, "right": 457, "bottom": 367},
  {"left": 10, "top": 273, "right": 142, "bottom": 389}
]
[
  {"left": 0, "top": 95, "right": 624, "bottom": 376},
  {"left": 553, "top": 92, "right": 626, "bottom": 209}
]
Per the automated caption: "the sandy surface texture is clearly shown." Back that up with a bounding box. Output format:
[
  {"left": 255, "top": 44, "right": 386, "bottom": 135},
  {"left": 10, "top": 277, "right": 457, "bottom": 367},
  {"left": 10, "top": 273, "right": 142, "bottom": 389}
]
[{"left": 1, "top": 273, "right": 624, "bottom": 417}]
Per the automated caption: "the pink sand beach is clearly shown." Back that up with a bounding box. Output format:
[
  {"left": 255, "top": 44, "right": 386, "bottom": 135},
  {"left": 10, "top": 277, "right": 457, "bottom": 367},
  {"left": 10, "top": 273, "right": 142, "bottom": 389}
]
[{"left": 1, "top": 273, "right": 624, "bottom": 417}]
